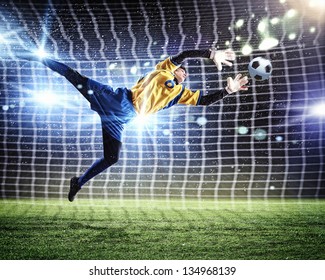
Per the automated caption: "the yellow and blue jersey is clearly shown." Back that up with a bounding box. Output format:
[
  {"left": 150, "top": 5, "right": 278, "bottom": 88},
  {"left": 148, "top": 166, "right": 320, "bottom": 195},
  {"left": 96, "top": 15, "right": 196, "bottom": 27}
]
[
  {"left": 131, "top": 57, "right": 201, "bottom": 115},
  {"left": 34, "top": 51, "right": 211, "bottom": 142},
  {"left": 88, "top": 56, "right": 203, "bottom": 141}
]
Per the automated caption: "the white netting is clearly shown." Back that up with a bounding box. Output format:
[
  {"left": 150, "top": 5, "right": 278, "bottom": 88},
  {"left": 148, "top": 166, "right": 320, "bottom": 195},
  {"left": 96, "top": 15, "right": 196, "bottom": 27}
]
[{"left": 0, "top": 0, "right": 324, "bottom": 201}]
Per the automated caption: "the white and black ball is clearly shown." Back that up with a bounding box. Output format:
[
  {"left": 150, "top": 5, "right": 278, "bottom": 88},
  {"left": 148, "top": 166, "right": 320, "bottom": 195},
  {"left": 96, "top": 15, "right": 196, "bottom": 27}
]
[{"left": 248, "top": 57, "right": 272, "bottom": 81}]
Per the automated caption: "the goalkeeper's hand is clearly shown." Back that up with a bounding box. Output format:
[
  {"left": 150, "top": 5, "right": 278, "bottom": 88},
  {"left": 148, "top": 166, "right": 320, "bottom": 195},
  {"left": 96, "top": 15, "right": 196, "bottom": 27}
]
[
  {"left": 225, "top": 74, "right": 249, "bottom": 94},
  {"left": 209, "top": 48, "right": 236, "bottom": 71}
]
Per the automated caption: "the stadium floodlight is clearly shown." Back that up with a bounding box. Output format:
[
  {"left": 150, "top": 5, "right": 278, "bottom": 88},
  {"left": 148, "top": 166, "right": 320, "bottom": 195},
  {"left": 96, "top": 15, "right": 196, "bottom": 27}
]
[
  {"left": 33, "top": 48, "right": 48, "bottom": 59},
  {"left": 131, "top": 113, "right": 153, "bottom": 132},
  {"left": 312, "top": 103, "right": 325, "bottom": 116},
  {"left": 34, "top": 90, "right": 60, "bottom": 106}
]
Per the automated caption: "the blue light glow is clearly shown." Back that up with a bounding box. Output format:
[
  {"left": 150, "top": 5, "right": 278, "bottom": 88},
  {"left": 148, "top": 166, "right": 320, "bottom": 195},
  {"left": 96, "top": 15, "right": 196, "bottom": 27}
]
[
  {"left": 33, "top": 90, "right": 60, "bottom": 105},
  {"left": 313, "top": 103, "right": 325, "bottom": 116}
]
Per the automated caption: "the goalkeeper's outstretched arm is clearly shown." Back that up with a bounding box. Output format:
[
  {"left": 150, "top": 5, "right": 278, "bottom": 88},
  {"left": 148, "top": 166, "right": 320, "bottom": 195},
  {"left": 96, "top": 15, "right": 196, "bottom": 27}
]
[
  {"left": 199, "top": 74, "right": 249, "bottom": 106},
  {"left": 170, "top": 49, "right": 248, "bottom": 106}
]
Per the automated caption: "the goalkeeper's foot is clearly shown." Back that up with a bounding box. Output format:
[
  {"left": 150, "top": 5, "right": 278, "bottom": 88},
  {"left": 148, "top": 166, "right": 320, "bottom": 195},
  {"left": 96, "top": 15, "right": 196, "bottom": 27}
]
[{"left": 68, "top": 177, "right": 81, "bottom": 202}]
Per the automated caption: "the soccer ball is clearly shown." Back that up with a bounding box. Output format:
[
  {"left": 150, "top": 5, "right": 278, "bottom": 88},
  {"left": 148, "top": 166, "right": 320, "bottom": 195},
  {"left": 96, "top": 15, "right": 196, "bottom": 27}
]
[{"left": 248, "top": 57, "right": 272, "bottom": 81}]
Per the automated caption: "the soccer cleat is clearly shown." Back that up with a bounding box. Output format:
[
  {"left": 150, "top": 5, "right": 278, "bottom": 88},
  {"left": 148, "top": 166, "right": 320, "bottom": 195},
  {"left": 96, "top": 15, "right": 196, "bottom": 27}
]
[{"left": 68, "top": 177, "right": 81, "bottom": 202}]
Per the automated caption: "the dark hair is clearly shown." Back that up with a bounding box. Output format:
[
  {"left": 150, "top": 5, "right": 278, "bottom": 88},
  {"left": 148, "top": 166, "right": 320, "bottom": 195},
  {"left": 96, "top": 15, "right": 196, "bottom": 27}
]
[{"left": 178, "top": 65, "right": 187, "bottom": 73}]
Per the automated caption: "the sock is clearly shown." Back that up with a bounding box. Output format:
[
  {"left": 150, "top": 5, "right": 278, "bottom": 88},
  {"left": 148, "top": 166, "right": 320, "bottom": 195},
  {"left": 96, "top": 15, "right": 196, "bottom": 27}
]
[{"left": 78, "top": 157, "right": 110, "bottom": 187}]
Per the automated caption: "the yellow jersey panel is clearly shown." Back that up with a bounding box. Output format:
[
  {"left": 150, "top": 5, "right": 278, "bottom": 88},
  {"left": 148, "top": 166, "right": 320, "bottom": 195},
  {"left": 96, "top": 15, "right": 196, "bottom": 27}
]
[{"left": 131, "top": 57, "right": 201, "bottom": 115}]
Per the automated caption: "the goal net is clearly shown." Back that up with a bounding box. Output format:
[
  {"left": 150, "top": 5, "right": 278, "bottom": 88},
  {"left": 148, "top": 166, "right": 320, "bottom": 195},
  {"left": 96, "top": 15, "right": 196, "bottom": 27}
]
[{"left": 0, "top": 0, "right": 324, "bottom": 201}]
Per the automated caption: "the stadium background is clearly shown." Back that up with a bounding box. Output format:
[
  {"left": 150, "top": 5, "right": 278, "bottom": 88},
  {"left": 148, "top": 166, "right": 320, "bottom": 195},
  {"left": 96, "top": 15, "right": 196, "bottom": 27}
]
[{"left": 0, "top": 0, "right": 324, "bottom": 201}]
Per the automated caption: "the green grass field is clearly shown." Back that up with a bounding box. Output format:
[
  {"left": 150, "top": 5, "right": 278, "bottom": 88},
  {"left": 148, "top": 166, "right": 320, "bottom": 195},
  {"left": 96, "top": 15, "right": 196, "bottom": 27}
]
[{"left": 0, "top": 199, "right": 324, "bottom": 260}]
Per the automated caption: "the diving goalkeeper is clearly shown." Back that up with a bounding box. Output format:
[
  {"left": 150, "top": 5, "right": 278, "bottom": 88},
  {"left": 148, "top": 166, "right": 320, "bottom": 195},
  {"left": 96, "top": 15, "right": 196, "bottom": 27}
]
[{"left": 19, "top": 48, "right": 248, "bottom": 201}]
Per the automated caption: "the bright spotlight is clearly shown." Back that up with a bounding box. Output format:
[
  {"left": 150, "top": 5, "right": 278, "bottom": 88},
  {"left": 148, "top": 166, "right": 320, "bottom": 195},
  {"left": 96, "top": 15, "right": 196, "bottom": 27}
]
[
  {"left": 34, "top": 48, "right": 48, "bottom": 59},
  {"left": 131, "top": 113, "right": 153, "bottom": 132},
  {"left": 313, "top": 103, "right": 325, "bottom": 116},
  {"left": 34, "top": 90, "right": 59, "bottom": 106}
]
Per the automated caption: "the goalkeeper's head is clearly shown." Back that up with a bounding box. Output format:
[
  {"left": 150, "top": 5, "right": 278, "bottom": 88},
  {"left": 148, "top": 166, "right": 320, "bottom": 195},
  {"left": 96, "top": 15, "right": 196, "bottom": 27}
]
[{"left": 174, "top": 64, "right": 187, "bottom": 84}]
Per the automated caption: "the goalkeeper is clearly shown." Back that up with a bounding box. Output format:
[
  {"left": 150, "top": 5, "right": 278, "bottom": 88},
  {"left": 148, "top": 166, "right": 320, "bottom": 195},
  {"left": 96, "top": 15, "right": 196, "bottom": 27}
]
[{"left": 19, "top": 48, "right": 248, "bottom": 201}]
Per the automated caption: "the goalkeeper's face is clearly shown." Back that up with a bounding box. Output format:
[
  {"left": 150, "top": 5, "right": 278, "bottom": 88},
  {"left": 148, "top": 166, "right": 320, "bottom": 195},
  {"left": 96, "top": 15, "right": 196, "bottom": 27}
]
[{"left": 174, "top": 67, "right": 187, "bottom": 84}]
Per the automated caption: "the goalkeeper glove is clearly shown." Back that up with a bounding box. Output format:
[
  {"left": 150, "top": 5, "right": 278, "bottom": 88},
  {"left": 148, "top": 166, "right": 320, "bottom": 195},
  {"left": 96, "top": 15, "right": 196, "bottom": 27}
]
[
  {"left": 225, "top": 74, "right": 249, "bottom": 93},
  {"left": 210, "top": 48, "right": 236, "bottom": 71}
]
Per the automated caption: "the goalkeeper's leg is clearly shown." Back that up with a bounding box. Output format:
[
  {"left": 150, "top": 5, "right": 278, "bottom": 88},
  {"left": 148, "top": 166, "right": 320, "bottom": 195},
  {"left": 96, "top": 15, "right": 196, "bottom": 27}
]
[
  {"left": 18, "top": 52, "right": 92, "bottom": 102},
  {"left": 41, "top": 58, "right": 92, "bottom": 102},
  {"left": 68, "top": 129, "right": 121, "bottom": 201}
]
